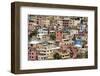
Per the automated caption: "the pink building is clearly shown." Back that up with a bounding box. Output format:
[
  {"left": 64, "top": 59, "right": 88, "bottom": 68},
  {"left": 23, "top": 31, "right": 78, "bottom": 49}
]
[
  {"left": 56, "top": 31, "right": 62, "bottom": 42},
  {"left": 61, "top": 44, "right": 67, "bottom": 51},
  {"left": 71, "top": 47, "right": 78, "bottom": 58},
  {"left": 63, "top": 20, "right": 70, "bottom": 27},
  {"left": 28, "top": 47, "right": 37, "bottom": 61}
]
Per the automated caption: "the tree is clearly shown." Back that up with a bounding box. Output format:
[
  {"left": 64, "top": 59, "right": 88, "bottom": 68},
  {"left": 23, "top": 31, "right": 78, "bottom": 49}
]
[
  {"left": 85, "top": 51, "right": 88, "bottom": 58},
  {"left": 50, "top": 33, "right": 56, "bottom": 40},
  {"left": 77, "top": 51, "right": 88, "bottom": 58},
  {"left": 31, "top": 30, "right": 38, "bottom": 36},
  {"left": 28, "top": 30, "right": 38, "bottom": 41},
  {"left": 53, "top": 52, "right": 61, "bottom": 59}
]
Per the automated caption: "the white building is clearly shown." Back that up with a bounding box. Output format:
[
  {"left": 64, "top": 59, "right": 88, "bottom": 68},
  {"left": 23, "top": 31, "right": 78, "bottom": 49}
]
[
  {"left": 37, "top": 28, "right": 48, "bottom": 40},
  {"left": 37, "top": 45, "right": 60, "bottom": 60},
  {"left": 70, "top": 29, "right": 79, "bottom": 35},
  {"left": 38, "top": 53, "right": 47, "bottom": 60},
  {"left": 81, "top": 36, "right": 87, "bottom": 41},
  {"left": 73, "top": 20, "right": 80, "bottom": 27}
]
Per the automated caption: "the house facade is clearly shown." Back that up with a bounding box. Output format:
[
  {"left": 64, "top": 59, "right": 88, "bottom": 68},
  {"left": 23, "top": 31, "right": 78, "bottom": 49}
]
[
  {"left": 28, "top": 47, "right": 37, "bottom": 60},
  {"left": 37, "top": 28, "right": 48, "bottom": 40},
  {"left": 56, "top": 31, "right": 63, "bottom": 42}
]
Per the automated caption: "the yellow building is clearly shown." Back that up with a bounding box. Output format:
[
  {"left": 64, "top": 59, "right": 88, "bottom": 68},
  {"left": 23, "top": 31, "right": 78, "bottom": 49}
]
[{"left": 59, "top": 51, "right": 70, "bottom": 59}]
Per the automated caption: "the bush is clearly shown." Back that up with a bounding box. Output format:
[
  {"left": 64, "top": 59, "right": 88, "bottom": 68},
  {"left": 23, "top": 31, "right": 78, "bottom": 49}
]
[
  {"left": 50, "top": 33, "right": 56, "bottom": 40},
  {"left": 53, "top": 52, "right": 61, "bottom": 59}
]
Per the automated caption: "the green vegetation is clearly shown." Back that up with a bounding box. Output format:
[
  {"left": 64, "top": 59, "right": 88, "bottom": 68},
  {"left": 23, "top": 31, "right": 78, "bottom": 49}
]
[
  {"left": 31, "top": 30, "right": 38, "bottom": 36},
  {"left": 28, "top": 29, "right": 38, "bottom": 41},
  {"left": 77, "top": 51, "right": 88, "bottom": 58},
  {"left": 53, "top": 52, "right": 61, "bottom": 59},
  {"left": 50, "top": 33, "right": 56, "bottom": 40}
]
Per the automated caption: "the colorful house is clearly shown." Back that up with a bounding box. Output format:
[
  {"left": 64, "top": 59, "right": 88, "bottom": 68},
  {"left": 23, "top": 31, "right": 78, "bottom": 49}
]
[
  {"left": 28, "top": 47, "right": 37, "bottom": 61},
  {"left": 60, "top": 44, "right": 67, "bottom": 51},
  {"left": 60, "top": 51, "right": 71, "bottom": 59},
  {"left": 38, "top": 53, "right": 47, "bottom": 60},
  {"left": 71, "top": 47, "right": 78, "bottom": 58},
  {"left": 56, "top": 31, "right": 62, "bottom": 42},
  {"left": 37, "top": 28, "right": 48, "bottom": 40},
  {"left": 37, "top": 45, "right": 60, "bottom": 60},
  {"left": 63, "top": 19, "right": 70, "bottom": 27}
]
